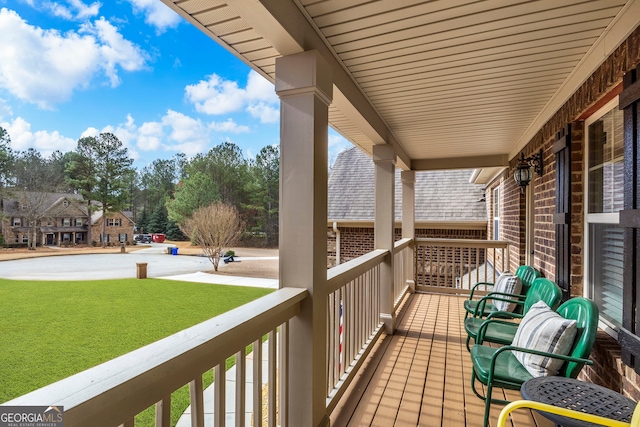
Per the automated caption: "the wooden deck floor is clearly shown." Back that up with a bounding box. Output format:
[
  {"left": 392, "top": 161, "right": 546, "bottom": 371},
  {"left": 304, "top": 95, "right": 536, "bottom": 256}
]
[{"left": 331, "top": 293, "right": 555, "bottom": 427}]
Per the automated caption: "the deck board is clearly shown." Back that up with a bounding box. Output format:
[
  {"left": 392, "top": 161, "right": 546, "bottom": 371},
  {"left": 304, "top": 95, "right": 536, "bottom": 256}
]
[{"left": 331, "top": 293, "right": 554, "bottom": 427}]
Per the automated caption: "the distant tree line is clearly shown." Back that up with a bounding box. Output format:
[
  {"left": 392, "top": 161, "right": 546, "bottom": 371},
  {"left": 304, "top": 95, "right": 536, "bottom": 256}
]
[{"left": 0, "top": 126, "right": 280, "bottom": 247}]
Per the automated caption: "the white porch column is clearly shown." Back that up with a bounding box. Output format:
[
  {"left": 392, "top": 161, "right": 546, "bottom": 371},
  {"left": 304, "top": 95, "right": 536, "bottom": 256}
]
[
  {"left": 373, "top": 144, "right": 396, "bottom": 334},
  {"left": 275, "top": 50, "right": 332, "bottom": 427},
  {"left": 401, "top": 170, "right": 416, "bottom": 292}
]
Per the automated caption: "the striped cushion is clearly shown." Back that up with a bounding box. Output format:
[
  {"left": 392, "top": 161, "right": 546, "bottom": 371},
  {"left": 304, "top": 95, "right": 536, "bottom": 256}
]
[
  {"left": 511, "top": 301, "right": 577, "bottom": 377},
  {"left": 492, "top": 272, "right": 522, "bottom": 312}
]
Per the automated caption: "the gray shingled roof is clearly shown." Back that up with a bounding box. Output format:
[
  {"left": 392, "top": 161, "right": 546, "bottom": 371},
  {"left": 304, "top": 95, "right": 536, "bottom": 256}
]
[
  {"left": 328, "top": 148, "right": 487, "bottom": 222},
  {"left": 2, "top": 192, "right": 84, "bottom": 215}
]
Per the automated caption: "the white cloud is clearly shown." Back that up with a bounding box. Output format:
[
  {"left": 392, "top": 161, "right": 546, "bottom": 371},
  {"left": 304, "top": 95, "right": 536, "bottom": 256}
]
[
  {"left": 185, "top": 74, "right": 245, "bottom": 115},
  {"left": 209, "top": 118, "right": 250, "bottom": 133},
  {"left": 185, "top": 71, "right": 279, "bottom": 122},
  {"left": 44, "top": 0, "right": 101, "bottom": 20},
  {"left": 98, "top": 111, "right": 220, "bottom": 156},
  {"left": 245, "top": 71, "right": 279, "bottom": 103},
  {"left": 80, "top": 127, "right": 99, "bottom": 138},
  {"left": 0, "top": 9, "right": 148, "bottom": 108},
  {"left": 1, "top": 116, "right": 76, "bottom": 155},
  {"left": 127, "top": 0, "right": 181, "bottom": 34},
  {"left": 0, "top": 98, "right": 13, "bottom": 121},
  {"left": 246, "top": 102, "right": 279, "bottom": 124},
  {"left": 79, "top": 17, "right": 148, "bottom": 86}
]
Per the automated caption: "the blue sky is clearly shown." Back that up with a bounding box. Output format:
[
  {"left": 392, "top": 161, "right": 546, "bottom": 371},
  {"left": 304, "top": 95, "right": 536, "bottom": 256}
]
[{"left": 0, "top": 0, "right": 352, "bottom": 167}]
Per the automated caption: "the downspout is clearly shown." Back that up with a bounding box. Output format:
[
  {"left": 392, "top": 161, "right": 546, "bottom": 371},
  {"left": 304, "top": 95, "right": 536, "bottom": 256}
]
[{"left": 333, "top": 221, "right": 340, "bottom": 265}]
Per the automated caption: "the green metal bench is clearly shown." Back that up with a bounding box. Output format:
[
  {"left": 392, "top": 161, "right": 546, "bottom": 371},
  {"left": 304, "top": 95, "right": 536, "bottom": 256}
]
[
  {"left": 464, "top": 277, "right": 562, "bottom": 351},
  {"left": 463, "top": 265, "right": 540, "bottom": 319},
  {"left": 470, "top": 297, "right": 599, "bottom": 427}
]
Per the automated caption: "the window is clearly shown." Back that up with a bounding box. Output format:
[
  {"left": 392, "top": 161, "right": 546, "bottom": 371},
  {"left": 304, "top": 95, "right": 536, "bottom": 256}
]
[
  {"left": 585, "top": 97, "right": 624, "bottom": 329},
  {"left": 21, "top": 203, "right": 27, "bottom": 210},
  {"left": 63, "top": 200, "right": 69, "bottom": 207},
  {"left": 118, "top": 233, "right": 127, "bottom": 242},
  {"left": 107, "top": 218, "right": 114, "bottom": 226},
  {"left": 101, "top": 234, "right": 110, "bottom": 243},
  {"left": 75, "top": 218, "right": 83, "bottom": 226},
  {"left": 11, "top": 217, "right": 21, "bottom": 226},
  {"left": 493, "top": 187, "right": 500, "bottom": 240},
  {"left": 63, "top": 218, "right": 71, "bottom": 227},
  {"left": 14, "top": 234, "right": 18, "bottom": 243},
  {"left": 22, "top": 234, "right": 28, "bottom": 243}
]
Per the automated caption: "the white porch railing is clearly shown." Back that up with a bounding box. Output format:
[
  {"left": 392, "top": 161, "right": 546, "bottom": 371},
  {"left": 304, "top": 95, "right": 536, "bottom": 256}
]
[
  {"left": 325, "top": 249, "right": 387, "bottom": 412},
  {"left": 415, "top": 238, "right": 510, "bottom": 293},
  {"left": 393, "top": 238, "right": 413, "bottom": 309},
  {"left": 3, "top": 288, "right": 307, "bottom": 427}
]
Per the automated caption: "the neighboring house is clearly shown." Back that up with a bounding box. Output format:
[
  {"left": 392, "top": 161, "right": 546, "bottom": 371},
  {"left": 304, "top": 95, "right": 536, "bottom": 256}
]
[
  {"left": 327, "top": 148, "right": 487, "bottom": 266},
  {"left": 90, "top": 210, "right": 136, "bottom": 245},
  {"left": 0, "top": 192, "right": 135, "bottom": 247}
]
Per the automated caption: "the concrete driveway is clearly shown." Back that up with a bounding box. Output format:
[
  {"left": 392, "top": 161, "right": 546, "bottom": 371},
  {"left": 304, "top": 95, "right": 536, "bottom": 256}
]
[{"left": 0, "top": 243, "right": 213, "bottom": 280}]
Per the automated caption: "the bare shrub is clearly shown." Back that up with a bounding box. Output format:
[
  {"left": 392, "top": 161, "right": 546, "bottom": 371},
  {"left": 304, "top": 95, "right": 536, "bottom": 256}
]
[{"left": 180, "top": 202, "right": 245, "bottom": 271}]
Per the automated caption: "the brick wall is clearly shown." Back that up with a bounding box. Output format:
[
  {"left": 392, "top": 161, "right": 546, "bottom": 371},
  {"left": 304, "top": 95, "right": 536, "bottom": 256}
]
[
  {"left": 490, "top": 23, "right": 640, "bottom": 400},
  {"left": 579, "top": 331, "right": 640, "bottom": 401}
]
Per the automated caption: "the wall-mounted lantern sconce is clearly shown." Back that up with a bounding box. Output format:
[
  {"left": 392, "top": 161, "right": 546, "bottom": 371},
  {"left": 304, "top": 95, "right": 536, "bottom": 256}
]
[{"left": 514, "top": 150, "right": 543, "bottom": 192}]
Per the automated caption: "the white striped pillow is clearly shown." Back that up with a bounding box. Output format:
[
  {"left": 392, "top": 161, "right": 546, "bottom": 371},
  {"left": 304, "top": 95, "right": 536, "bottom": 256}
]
[
  {"left": 492, "top": 273, "right": 522, "bottom": 312},
  {"left": 511, "top": 301, "right": 577, "bottom": 377}
]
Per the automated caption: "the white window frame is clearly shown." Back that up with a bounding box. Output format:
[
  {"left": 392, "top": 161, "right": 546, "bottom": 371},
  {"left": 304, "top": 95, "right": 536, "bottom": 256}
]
[
  {"left": 584, "top": 96, "right": 622, "bottom": 337},
  {"left": 22, "top": 234, "right": 28, "bottom": 243},
  {"left": 63, "top": 218, "right": 71, "bottom": 227},
  {"left": 75, "top": 218, "right": 83, "bottom": 226},
  {"left": 11, "top": 217, "right": 21, "bottom": 226}
]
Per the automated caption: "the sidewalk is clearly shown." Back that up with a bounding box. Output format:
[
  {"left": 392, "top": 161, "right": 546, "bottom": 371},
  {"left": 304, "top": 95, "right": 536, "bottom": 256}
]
[
  {"left": 176, "top": 339, "right": 272, "bottom": 427},
  {"left": 159, "top": 271, "right": 278, "bottom": 289}
]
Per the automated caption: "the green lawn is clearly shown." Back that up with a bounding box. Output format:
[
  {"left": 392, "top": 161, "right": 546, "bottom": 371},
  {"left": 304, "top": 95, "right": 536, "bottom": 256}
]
[{"left": 0, "top": 277, "right": 273, "bottom": 420}]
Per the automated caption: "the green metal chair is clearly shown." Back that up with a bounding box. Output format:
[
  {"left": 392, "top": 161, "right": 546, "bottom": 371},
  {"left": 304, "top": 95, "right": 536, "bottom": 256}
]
[
  {"left": 464, "top": 265, "right": 540, "bottom": 319},
  {"left": 470, "top": 297, "right": 599, "bottom": 427},
  {"left": 464, "top": 277, "right": 562, "bottom": 351}
]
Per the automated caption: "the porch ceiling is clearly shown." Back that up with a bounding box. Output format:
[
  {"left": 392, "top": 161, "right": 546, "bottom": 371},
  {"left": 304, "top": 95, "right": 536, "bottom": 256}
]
[{"left": 162, "top": 0, "right": 639, "bottom": 170}]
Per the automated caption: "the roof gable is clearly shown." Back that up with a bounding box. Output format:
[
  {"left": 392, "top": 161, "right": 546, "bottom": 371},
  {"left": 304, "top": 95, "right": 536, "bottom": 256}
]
[{"left": 328, "top": 148, "right": 487, "bottom": 222}]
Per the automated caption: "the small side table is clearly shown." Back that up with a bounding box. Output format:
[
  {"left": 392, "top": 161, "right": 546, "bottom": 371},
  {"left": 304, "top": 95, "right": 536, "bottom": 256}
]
[{"left": 521, "top": 377, "right": 636, "bottom": 427}]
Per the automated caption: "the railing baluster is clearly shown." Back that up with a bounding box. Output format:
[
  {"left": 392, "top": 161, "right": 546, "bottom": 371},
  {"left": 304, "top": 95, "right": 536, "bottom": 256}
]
[
  {"left": 190, "top": 376, "right": 205, "bottom": 427},
  {"left": 279, "top": 321, "right": 289, "bottom": 427},
  {"left": 155, "top": 395, "right": 171, "bottom": 427},
  {"left": 253, "top": 338, "right": 262, "bottom": 427},
  {"left": 214, "top": 364, "right": 225, "bottom": 427},
  {"left": 268, "top": 330, "right": 277, "bottom": 427},
  {"left": 327, "top": 293, "right": 336, "bottom": 393},
  {"left": 235, "top": 350, "right": 246, "bottom": 427}
]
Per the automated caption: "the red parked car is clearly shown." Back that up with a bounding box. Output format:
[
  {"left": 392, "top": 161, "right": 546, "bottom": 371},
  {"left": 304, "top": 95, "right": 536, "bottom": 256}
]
[{"left": 151, "top": 233, "right": 166, "bottom": 243}]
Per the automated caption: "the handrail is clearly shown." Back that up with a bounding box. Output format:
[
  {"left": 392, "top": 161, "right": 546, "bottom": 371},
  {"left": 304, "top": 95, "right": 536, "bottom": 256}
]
[
  {"left": 393, "top": 237, "right": 412, "bottom": 254},
  {"left": 416, "top": 237, "right": 509, "bottom": 249},
  {"left": 4, "top": 288, "right": 307, "bottom": 427},
  {"left": 327, "top": 249, "right": 388, "bottom": 294}
]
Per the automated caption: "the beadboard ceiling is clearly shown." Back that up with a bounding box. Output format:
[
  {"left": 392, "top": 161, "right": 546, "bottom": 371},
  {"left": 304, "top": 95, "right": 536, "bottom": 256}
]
[{"left": 162, "top": 0, "right": 638, "bottom": 170}]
